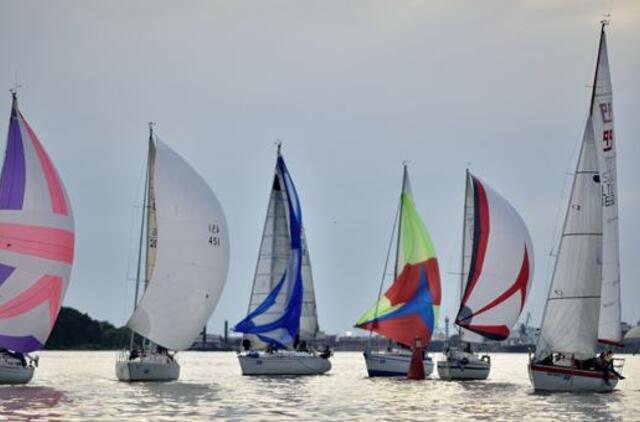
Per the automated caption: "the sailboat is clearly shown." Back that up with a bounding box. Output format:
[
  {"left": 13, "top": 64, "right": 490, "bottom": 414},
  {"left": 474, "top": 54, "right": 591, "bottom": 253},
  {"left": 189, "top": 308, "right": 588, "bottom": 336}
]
[
  {"left": 115, "top": 124, "right": 229, "bottom": 382},
  {"left": 529, "top": 21, "right": 625, "bottom": 392},
  {"left": 437, "top": 170, "right": 534, "bottom": 380},
  {"left": 233, "top": 145, "right": 331, "bottom": 376},
  {"left": 0, "top": 91, "right": 75, "bottom": 384},
  {"left": 354, "top": 164, "right": 441, "bottom": 377}
]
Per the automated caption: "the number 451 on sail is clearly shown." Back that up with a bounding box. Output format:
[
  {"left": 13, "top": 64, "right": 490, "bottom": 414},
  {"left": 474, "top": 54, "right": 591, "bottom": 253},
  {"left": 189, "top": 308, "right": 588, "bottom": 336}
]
[{"left": 208, "top": 224, "right": 221, "bottom": 246}]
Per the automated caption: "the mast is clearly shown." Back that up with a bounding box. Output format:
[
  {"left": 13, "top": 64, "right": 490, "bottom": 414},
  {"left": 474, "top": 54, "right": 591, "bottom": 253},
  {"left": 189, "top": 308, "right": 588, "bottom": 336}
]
[
  {"left": 589, "top": 21, "right": 608, "bottom": 113},
  {"left": 457, "top": 168, "right": 470, "bottom": 346},
  {"left": 368, "top": 170, "right": 402, "bottom": 343},
  {"left": 129, "top": 123, "right": 153, "bottom": 349},
  {"left": 393, "top": 164, "right": 407, "bottom": 281}
]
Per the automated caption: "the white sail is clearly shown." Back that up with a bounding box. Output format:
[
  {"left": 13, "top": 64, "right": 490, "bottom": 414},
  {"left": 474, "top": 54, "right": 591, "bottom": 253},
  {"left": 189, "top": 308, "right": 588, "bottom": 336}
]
[
  {"left": 535, "top": 117, "right": 602, "bottom": 361},
  {"left": 244, "top": 156, "right": 318, "bottom": 347},
  {"left": 456, "top": 173, "right": 534, "bottom": 343},
  {"left": 591, "top": 29, "right": 622, "bottom": 345},
  {"left": 300, "top": 228, "right": 319, "bottom": 338},
  {"left": 127, "top": 139, "right": 230, "bottom": 351}
]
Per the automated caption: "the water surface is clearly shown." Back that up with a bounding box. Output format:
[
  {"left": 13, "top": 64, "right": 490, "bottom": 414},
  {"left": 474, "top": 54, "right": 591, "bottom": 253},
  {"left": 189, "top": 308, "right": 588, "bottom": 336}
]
[{"left": 1, "top": 352, "right": 638, "bottom": 421}]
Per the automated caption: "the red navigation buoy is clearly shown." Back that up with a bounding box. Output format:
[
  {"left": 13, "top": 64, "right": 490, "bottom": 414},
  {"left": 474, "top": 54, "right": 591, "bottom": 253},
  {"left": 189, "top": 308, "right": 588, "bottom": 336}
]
[{"left": 407, "top": 337, "right": 425, "bottom": 380}]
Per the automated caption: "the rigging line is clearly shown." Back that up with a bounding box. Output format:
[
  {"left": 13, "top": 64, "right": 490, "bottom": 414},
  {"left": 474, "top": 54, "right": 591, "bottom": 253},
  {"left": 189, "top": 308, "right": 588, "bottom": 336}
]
[
  {"left": 120, "top": 129, "right": 151, "bottom": 329},
  {"left": 367, "top": 192, "right": 401, "bottom": 343}
]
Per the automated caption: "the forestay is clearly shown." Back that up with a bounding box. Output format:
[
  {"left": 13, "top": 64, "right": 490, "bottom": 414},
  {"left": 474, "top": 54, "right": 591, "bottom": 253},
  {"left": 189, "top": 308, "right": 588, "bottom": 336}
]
[
  {"left": 234, "top": 151, "right": 316, "bottom": 348},
  {"left": 455, "top": 173, "right": 534, "bottom": 343},
  {"left": 355, "top": 167, "right": 441, "bottom": 347},
  {"left": 0, "top": 94, "right": 75, "bottom": 352},
  {"left": 127, "top": 139, "right": 230, "bottom": 351},
  {"left": 535, "top": 118, "right": 602, "bottom": 361},
  {"left": 591, "top": 28, "right": 622, "bottom": 346}
]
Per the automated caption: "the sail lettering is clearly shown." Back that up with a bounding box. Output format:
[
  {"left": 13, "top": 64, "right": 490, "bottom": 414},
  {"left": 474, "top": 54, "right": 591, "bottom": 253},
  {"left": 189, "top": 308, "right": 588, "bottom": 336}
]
[
  {"left": 602, "top": 129, "right": 614, "bottom": 152},
  {"left": 208, "top": 223, "right": 221, "bottom": 247},
  {"left": 602, "top": 183, "right": 615, "bottom": 207},
  {"left": 599, "top": 102, "right": 613, "bottom": 123}
]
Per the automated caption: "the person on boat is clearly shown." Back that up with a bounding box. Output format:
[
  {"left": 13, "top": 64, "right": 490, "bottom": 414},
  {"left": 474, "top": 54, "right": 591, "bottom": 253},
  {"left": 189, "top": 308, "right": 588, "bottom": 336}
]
[
  {"left": 320, "top": 345, "right": 332, "bottom": 359},
  {"left": 600, "top": 351, "right": 625, "bottom": 384},
  {"left": 129, "top": 348, "right": 140, "bottom": 361},
  {"left": 297, "top": 340, "right": 308, "bottom": 353},
  {"left": 242, "top": 339, "right": 251, "bottom": 352}
]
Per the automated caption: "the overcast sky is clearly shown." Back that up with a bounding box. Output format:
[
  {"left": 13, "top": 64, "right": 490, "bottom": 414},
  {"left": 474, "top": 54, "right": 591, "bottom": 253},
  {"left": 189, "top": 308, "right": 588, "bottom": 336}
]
[{"left": 1, "top": 0, "right": 639, "bottom": 336}]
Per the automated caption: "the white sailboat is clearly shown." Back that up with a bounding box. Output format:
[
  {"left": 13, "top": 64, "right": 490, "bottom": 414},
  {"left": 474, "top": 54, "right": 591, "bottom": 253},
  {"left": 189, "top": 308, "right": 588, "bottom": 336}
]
[
  {"left": 233, "top": 145, "right": 331, "bottom": 376},
  {"left": 0, "top": 91, "right": 75, "bottom": 384},
  {"left": 438, "top": 170, "right": 534, "bottom": 380},
  {"left": 529, "top": 22, "right": 625, "bottom": 392},
  {"left": 115, "top": 124, "right": 229, "bottom": 382},
  {"left": 354, "top": 165, "right": 441, "bottom": 377}
]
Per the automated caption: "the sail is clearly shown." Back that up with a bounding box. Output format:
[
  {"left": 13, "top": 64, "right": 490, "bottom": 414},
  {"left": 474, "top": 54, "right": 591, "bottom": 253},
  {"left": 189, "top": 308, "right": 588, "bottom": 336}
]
[
  {"left": 591, "top": 27, "right": 622, "bottom": 346},
  {"left": 127, "top": 138, "right": 229, "bottom": 351},
  {"left": 233, "top": 152, "right": 308, "bottom": 348},
  {"left": 0, "top": 94, "right": 75, "bottom": 352},
  {"left": 355, "top": 167, "right": 441, "bottom": 348},
  {"left": 535, "top": 117, "right": 602, "bottom": 361},
  {"left": 455, "top": 173, "right": 534, "bottom": 343},
  {"left": 300, "top": 228, "right": 319, "bottom": 339}
]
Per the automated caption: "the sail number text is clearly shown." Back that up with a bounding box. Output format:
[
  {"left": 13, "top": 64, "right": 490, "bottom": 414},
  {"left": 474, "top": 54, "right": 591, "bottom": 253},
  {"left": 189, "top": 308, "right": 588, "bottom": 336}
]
[{"left": 208, "top": 224, "right": 221, "bottom": 247}]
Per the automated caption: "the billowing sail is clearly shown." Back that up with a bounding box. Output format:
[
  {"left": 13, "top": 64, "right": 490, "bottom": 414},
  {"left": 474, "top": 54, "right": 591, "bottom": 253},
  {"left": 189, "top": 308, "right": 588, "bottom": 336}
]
[
  {"left": 355, "top": 167, "right": 441, "bottom": 347},
  {"left": 591, "top": 28, "right": 622, "bottom": 346},
  {"left": 0, "top": 94, "right": 75, "bottom": 352},
  {"left": 127, "top": 139, "right": 229, "bottom": 351},
  {"left": 535, "top": 118, "right": 602, "bottom": 361},
  {"left": 455, "top": 173, "right": 534, "bottom": 343},
  {"left": 234, "top": 151, "right": 316, "bottom": 348}
]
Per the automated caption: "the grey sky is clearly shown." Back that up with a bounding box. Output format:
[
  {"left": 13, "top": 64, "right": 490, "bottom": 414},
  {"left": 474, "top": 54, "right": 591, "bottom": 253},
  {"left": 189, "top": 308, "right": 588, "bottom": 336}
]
[{"left": 1, "top": 1, "right": 639, "bottom": 336}]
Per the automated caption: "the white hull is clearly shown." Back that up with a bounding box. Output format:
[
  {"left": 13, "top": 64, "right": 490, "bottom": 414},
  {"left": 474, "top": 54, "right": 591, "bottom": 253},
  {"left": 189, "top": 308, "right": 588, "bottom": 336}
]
[
  {"left": 437, "top": 351, "right": 490, "bottom": 380},
  {"left": 238, "top": 351, "right": 331, "bottom": 376},
  {"left": 116, "top": 353, "right": 180, "bottom": 382},
  {"left": 0, "top": 362, "right": 35, "bottom": 384},
  {"left": 363, "top": 351, "right": 433, "bottom": 377},
  {"left": 0, "top": 352, "right": 36, "bottom": 384},
  {"left": 529, "top": 363, "right": 619, "bottom": 392}
]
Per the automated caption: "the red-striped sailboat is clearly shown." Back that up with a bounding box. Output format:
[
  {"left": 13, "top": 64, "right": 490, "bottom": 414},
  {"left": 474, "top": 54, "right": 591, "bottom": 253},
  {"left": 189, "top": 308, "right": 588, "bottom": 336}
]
[{"left": 438, "top": 170, "right": 534, "bottom": 380}]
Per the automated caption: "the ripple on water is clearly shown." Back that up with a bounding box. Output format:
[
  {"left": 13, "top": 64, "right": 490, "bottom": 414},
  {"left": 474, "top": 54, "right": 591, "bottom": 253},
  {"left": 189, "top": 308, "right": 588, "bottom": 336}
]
[{"left": 0, "top": 352, "right": 637, "bottom": 421}]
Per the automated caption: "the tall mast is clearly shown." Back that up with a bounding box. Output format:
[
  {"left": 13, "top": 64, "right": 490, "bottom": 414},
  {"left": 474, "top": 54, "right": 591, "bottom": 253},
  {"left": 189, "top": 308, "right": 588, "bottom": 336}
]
[
  {"left": 393, "top": 164, "right": 407, "bottom": 281},
  {"left": 458, "top": 168, "right": 470, "bottom": 346},
  {"left": 368, "top": 168, "right": 402, "bottom": 344},
  {"left": 129, "top": 123, "right": 153, "bottom": 349},
  {"left": 589, "top": 21, "right": 608, "bottom": 114}
]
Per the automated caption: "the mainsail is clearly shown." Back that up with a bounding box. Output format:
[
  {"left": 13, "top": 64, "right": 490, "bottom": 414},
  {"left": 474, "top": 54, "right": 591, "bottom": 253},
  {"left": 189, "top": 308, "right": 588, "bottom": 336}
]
[
  {"left": 455, "top": 172, "right": 534, "bottom": 343},
  {"left": 0, "top": 93, "right": 75, "bottom": 352},
  {"left": 127, "top": 138, "right": 230, "bottom": 351},
  {"left": 591, "top": 26, "right": 622, "bottom": 346},
  {"left": 234, "top": 148, "right": 317, "bottom": 348},
  {"left": 355, "top": 166, "right": 441, "bottom": 347},
  {"left": 535, "top": 118, "right": 602, "bottom": 361}
]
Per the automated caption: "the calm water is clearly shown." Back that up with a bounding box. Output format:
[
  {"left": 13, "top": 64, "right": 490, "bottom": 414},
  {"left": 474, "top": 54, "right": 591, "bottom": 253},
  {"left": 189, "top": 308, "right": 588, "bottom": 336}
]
[{"left": 1, "top": 351, "right": 638, "bottom": 421}]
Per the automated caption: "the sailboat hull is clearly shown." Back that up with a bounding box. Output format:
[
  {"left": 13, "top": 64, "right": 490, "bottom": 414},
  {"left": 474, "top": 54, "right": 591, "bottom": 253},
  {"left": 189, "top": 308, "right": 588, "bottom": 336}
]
[
  {"left": 528, "top": 363, "right": 618, "bottom": 392},
  {"left": 115, "top": 354, "right": 180, "bottom": 382},
  {"left": 437, "top": 351, "right": 490, "bottom": 380},
  {"left": 0, "top": 363, "right": 35, "bottom": 384},
  {"left": 363, "top": 351, "right": 434, "bottom": 377},
  {"left": 238, "top": 351, "right": 331, "bottom": 376}
]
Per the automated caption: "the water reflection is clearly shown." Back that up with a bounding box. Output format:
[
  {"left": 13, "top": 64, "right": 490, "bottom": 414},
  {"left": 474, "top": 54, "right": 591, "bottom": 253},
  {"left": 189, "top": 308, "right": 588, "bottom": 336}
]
[{"left": 0, "top": 386, "right": 67, "bottom": 420}]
